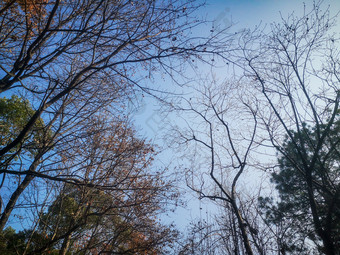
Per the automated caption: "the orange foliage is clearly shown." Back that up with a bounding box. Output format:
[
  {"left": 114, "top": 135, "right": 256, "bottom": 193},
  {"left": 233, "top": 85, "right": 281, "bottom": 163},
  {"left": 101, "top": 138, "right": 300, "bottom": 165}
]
[
  {"left": 127, "top": 231, "right": 158, "bottom": 255},
  {"left": 2, "top": 0, "right": 48, "bottom": 27}
]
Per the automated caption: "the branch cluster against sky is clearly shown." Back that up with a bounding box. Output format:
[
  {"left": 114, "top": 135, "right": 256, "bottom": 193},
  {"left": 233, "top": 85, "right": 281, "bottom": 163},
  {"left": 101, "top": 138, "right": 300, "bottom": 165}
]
[
  {"left": 135, "top": 0, "right": 340, "bottom": 140},
  {"left": 132, "top": 0, "right": 340, "bottom": 164}
]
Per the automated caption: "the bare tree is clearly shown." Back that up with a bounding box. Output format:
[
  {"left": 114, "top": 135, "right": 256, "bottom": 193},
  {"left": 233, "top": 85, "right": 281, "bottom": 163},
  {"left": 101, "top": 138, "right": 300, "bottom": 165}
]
[{"left": 169, "top": 79, "right": 266, "bottom": 255}]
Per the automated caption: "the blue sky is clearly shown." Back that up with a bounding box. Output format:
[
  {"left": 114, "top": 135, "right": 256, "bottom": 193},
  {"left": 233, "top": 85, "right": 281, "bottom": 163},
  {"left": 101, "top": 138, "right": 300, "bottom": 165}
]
[{"left": 205, "top": 0, "right": 340, "bottom": 28}]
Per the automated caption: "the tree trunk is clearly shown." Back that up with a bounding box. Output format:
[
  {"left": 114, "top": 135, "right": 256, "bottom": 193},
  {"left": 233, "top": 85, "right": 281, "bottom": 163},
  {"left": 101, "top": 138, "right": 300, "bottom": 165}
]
[
  {"left": 59, "top": 233, "right": 72, "bottom": 255},
  {"left": 0, "top": 159, "right": 40, "bottom": 231},
  {"left": 0, "top": 174, "right": 34, "bottom": 230},
  {"left": 306, "top": 174, "right": 335, "bottom": 255},
  {"left": 231, "top": 200, "right": 254, "bottom": 255}
]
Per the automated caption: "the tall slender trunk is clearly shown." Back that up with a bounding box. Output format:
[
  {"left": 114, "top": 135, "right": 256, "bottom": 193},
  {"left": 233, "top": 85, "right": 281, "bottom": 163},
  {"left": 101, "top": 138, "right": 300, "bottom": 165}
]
[
  {"left": 231, "top": 200, "right": 254, "bottom": 255},
  {"left": 0, "top": 174, "right": 34, "bottom": 231},
  {"left": 306, "top": 178, "right": 335, "bottom": 255},
  {"left": 0, "top": 159, "right": 40, "bottom": 231},
  {"left": 59, "top": 233, "right": 72, "bottom": 255}
]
